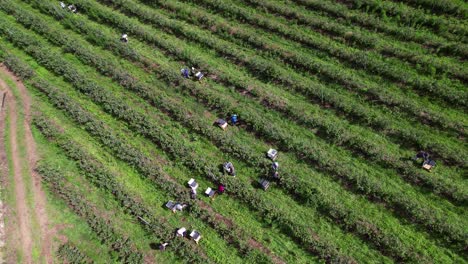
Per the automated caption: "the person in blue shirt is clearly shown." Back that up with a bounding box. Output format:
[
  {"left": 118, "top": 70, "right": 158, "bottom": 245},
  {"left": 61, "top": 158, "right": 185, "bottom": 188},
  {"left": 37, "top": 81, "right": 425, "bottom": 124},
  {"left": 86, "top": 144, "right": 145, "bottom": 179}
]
[
  {"left": 230, "top": 114, "right": 238, "bottom": 125},
  {"left": 181, "top": 68, "right": 190, "bottom": 78}
]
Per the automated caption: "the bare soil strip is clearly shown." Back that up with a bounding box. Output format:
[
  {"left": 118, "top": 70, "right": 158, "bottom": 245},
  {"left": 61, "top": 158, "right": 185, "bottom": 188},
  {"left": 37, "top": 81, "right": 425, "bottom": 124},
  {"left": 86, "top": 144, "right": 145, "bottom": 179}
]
[
  {"left": 0, "top": 76, "right": 8, "bottom": 264},
  {"left": 0, "top": 71, "right": 32, "bottom": 263},
  {"left": 0, "top": 65, "right": 52, "bottom": 263}
]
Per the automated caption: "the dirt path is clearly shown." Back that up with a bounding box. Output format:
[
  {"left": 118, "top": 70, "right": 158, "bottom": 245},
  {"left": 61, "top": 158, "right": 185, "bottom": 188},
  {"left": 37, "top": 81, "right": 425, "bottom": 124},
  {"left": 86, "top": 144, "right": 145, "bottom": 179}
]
[
  {"left": 0, "top": 72, "right": 32, "bottom": 263},
  {"left": 0, "top": 77, "right": 8, "bottom": 264},
  {"left": 0, "top": 65, "right": 52, "bottom": 263}
]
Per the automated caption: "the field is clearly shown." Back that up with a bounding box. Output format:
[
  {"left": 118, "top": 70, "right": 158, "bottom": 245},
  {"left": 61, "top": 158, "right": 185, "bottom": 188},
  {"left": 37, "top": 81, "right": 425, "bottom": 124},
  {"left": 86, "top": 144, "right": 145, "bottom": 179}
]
[{"left": 0, "top": 0, "right": 466, "bottom": 263}]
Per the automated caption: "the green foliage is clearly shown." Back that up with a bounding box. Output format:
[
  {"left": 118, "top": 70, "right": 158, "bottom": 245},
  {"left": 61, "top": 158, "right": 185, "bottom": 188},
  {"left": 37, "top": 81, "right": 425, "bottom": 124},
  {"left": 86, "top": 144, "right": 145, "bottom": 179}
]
[
  {"left": 0, "top": 0, "right": 466, "bottom": 262},
  {"left": 37, "top": 163, "right": 144, "bottom": 263},
  {"left": 57, "top": 243, "right": 94, "bottom": 264}
]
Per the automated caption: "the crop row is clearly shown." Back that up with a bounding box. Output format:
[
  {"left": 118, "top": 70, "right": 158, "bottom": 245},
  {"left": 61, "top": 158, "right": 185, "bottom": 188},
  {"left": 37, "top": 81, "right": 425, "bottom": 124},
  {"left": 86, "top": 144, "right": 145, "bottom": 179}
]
[
  {"left": 1, "top": 41, "right": 232, "bottom": 263},
  {"left": 33, "top": 108, "right": 274, "bottom": 263},
  {"left": 27, "top": 0, "right": 460, "bottom": 178},
  {"left": 107, "top": 0, "right": 466, "bottom": 129},
  {"left": 50, "top": 0, "right": 468, "bottom": 196},
  {"left": 137, "top": 0, "right": 466, "bottom": 138},
  {"left": 341, "top": 0, "right": 468, "bottom": 39},
  {"left": 57, "top": 243, "right": 94, "bottom": 264},
  {"left": 30, "top": 67, "right": 358, "bottom": 262},
  {"left": 7, "top": 0, "right": 468, "bottom": 260},
  {"left": 390, "top": 0, "right": 467, "bottom": 18},
  {"left": 35, "top": 116, "right": 214, "bottom": 264},
  {"left": 1, "top": 11, "right": 406, "bottom": 260},
  {"left": 35, "top": 162, "right": 144, "bottom": 264},
  {"left": 91, "top": 0, "right": 468, "bottom": 158},
  {"left": 291, "top": 0, "right": 468, "bottom": 58},
  {"left": 129, "top": 0, "right": 467, "bottom": 154},
  {"left": 5, "top": 2, "right": 467, "bottom": 249},
  {"left": 28, "top": 0, "right": 467, "bottom": 172},
  {"left": 15, "top": 0, "right": 464, "bottom": 210},
  {"left": 32, "top": 79, "right": 276, "bottom": 263},
  {"left": 0, "top": 48, "right": 141, "bottom": 263},
  {"left": 234, "top": 0, "right": 467, "bottom": 82},
  {"left": 1, "top": 12, "right": 463, "bottom": 260},
  {"left": 174, "top": 0, "right": 467, "bottom": 107},
  {"left": 0, "top": 23, "right": 360, "bottom": 260}
]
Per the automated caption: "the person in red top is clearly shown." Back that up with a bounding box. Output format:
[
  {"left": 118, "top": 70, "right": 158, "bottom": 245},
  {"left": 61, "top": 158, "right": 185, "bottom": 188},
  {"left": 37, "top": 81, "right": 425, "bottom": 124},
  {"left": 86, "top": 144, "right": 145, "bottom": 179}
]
[{"left": 218, "top": 184, "right": 225, "bottom": 194}]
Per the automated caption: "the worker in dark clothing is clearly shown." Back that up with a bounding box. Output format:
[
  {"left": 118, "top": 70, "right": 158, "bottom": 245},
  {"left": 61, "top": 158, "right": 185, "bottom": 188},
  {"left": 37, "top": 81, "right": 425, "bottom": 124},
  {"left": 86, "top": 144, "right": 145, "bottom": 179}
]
[
  {"left": 190, "top": 188, "right": 197, "bottom": 199},
  {"left": 272, "top": 162, "right": 279, "bottom": 171},
  {"left": 413, "top": 151, "right": 436, "bottom": 171},
  {"left": 414, "top": 151, "right": 430, "bottom": 161},
  {"left": 223, "top": 162, "right": 236, "bottom": 176}
]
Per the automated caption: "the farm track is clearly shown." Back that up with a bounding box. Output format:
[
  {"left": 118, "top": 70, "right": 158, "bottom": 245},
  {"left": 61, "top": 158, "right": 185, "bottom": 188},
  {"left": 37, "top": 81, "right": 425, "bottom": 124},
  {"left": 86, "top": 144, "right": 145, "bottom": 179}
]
[
  {"left": 0, "top": 64, "right": 54, "bottom": 263},
  {"left": 0, "top": 72, "right": 9, "bottom": 264},
  {"left": 0, "top": 65, "right": 53, "bottom": 264},
  {"left": 0, "top": 0, "right": 466, "bottom": 262},
  {"left": 0, "top": 74, "right": 32, "bottom": 264}
]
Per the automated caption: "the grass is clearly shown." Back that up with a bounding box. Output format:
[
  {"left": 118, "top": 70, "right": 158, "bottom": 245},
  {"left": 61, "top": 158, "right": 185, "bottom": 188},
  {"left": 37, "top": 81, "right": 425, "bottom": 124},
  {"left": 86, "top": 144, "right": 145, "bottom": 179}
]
[
  {"left": 0, "top": 5, "right": 460, "bottom": 260},
  {"left": 0, "top": 0, "right": 465, "bottom": 262}
]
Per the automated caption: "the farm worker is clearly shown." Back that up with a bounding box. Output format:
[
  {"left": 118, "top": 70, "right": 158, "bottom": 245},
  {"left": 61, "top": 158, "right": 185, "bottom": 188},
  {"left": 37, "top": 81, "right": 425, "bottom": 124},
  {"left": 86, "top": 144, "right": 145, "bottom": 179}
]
[
  {"left": 272, "top": 171, "right": 279, "bottom": 179},
  {"left": 217, "top": 184, "right": 225, "bottom": 194},
  {"left": 174, "top": 203, "right": 184, "bottom": 212},
  {"left": 121, "top": 34, "right": 128, "bottom": 43},
  {"left": 159, "top": 242, "right": 169, "bottom": 251},
  {"left": 190, "top": 187, "right": 197, "bottom": 199},
  {"left": 230, "top": 114, "right": 238, "bottom": 125},
  {"left": 68, "top": 4, "right": 77, "bottom": 13},
  {"left": 227, "top": 166, "right": 235, "bottom": 176},
  {"left": 272, "top": 161, "right": 279, "bottom": 171},
  {"left": 414, "top": 151, "right": 429, "bottom": 161},
  {"left": 181, "top": 68, "right": 190, "bottom": 78}
]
